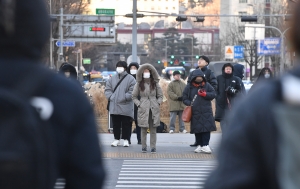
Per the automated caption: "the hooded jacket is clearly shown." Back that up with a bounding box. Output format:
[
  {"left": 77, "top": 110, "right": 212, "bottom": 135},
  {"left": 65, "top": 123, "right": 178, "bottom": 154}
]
[
  {"left": 132, "top": 63, "right": 163, "bottom": 127},
  {"left": 128, "top": 62, "right": 140, "bottom": 120},
  {"left": 215, "top": 63, "right": 242, "bottom": 121},
  {"left": 0, "top": 1, "right": 105, "bottom": 188},
  {"left": 167, "top": 77, "right": 186, "bottom": 111},
  {"left": 104, "top": 70, "right": 136, "bottom": 119},
  {"left": 233, "top": 64, "right": 246, "bottom": 94},
  {"left": 187, "top": 66, "right": 217, "bottom": 91},
  {"left": 182, "top": 69, "right": 216, "bottom": 133}
]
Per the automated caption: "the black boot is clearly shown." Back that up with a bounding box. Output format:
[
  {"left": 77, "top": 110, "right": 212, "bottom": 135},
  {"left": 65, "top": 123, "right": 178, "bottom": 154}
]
[
  {"left": 137, "top": 139, "right": 141, "bottom": 145},
  {"left": 190, "top": 142, "right": 198, "bottom": 147}
]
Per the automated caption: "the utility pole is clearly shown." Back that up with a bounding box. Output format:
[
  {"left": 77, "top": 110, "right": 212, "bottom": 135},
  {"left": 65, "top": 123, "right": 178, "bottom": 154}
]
[
  {"left": 57, "top": 0, "right": 64, "bottom": 70},
  {"left": 49, "top": 0, "right": 53, "bottom": 69},
  {"left": 131, "top": 0, "right": 137, "bottom": 64}
]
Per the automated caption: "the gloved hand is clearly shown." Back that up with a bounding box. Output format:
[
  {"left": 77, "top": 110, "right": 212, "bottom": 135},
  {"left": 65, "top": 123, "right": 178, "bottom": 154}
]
[
  {"left": 226, "top": 86, "right": 238, "bottom": 95},
  {"left": 177, "top": 96, "right": 183, "bottom": 101},
  {"left": 198, "top": 89, "right": 206, "bottom": 97}
]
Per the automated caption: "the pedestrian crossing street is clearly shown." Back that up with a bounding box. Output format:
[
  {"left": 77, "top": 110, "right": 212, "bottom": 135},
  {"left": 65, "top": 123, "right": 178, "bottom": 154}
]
[{"left": 115, "top": 159, "right": 217, "bottom": 188}]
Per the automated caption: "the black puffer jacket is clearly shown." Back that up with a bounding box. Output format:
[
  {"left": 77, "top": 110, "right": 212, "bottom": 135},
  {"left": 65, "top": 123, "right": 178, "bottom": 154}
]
[
  {"left": 215, "top": 64, "right": 242, "bottom": 121},
  {"left": 182, "top": 69, "right": 216, "bottom": 133},
  {"left": 0, "top": 0, "right": 105, "bottom": 188}
]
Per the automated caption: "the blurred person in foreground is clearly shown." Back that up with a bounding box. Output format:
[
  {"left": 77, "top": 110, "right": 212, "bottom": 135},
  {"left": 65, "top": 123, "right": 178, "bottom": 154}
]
[
  {"left": 187, "top": 55, "right": 217, "bottom": 147},
  {"left": 182, "top": 69, "right": 216, "bottom": 153},
  {"left": 128, "top": 62, "right": 141, "bottom": 144},
  {"left": 0, "top": 0, "right": 105, "bottom": 188},
  {"left": 105, "top": 61, "right": 136, "bottom": 147},
  {"left": 204, "top": 2, "right": 300, "bottom": 188},
  {"left": 167, "top": 70, "right": 187, "bottom": 134},
  {"left": 132, "top": 63, "right": 163, "bottom": 154}
]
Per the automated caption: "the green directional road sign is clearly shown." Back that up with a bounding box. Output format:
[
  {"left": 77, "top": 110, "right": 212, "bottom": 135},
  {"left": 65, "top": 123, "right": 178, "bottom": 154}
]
[
  {"left": 83, "top": 58, "right": 91, "bottom": 64},
  {"left": 96, "top": 9, "right": 115, "bottom": 16}
]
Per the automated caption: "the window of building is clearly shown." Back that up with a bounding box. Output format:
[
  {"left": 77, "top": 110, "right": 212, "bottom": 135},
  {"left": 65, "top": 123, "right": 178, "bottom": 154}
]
[
  {"left": 166, "top": 7, "right": 168, "bottom": 10},
  {"left": 151, "top": 7, "right": 154, "bottom": 10},
  {"left": 173, "top": 7, "right": 175, "bottom": 10},
  {"left": 239, "top": 0, "right": 247, "bottom": 3},
  {"left": 265, "top": 0, "right": 270, "bottom": 2}
]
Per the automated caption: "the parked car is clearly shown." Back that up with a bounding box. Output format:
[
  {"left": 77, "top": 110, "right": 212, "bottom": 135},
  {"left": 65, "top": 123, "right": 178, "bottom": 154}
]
[
  {"left": 101, "top": 71, "right": 117, "bottom": 81},
  {"left": 208, "top": 61, "right": 238, "bottom": 77},
  {"left": 162, "top": 66, "right": 186, "bottom": 80}
]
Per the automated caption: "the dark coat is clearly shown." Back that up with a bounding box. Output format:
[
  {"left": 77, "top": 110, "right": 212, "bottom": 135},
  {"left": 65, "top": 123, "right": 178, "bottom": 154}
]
[
  {"left": 233, "top": 64, "right": 246, "bottom": 94},
  {"left": 182, "top": 69, "right": 216, "bottom": 133},
  {"left": 0, "top": 1, "right": 105, "bottom": 188},
  {"left": 128, "top": 62, "right": 140, "bottom": 120},
  {"left": 187, "top": 66, "right": 217, "bottom": 91},
  {"left": 204, "top": 67, "right": 300, "bottom": 189},
  {"left": 215, "top": 65, "right": 243, "bottom": 122}
]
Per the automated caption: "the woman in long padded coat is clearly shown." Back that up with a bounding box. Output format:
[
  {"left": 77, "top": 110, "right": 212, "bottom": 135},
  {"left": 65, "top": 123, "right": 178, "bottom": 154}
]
[
  {"left": 132, "top": 63, "right": 163, "bottom": 154},
  {"left": 182, "top": 69, "right": 216, "bottom": 154}
]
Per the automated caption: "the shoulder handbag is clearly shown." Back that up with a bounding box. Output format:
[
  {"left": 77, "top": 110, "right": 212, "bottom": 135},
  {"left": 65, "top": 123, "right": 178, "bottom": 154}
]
[
  {"left": 107, "top": 74, "right": 128, "bottom": 111},
  {"left": 182, "top": 94, "right": 197, "bottom": 123}
]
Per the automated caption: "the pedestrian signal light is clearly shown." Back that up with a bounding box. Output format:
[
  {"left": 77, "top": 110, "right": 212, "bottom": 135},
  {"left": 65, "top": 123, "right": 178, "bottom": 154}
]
[
  {"left": 195, "top": 55, "right": 200, "bottom": 59},
  {"left": 89, "top": 27, "right": 106, "bottom": 31},
  {"left": 157, "top": 60, "right": 161, "bottom": 64},
  {"left": 170, "top": 55, "right": 175, "bottom": 59},
  {"left": 182, "top": 61, "right": 186, "bottom": 64},
  {"left": 170, "top": 61, "right": 173, "bottom": 64}
]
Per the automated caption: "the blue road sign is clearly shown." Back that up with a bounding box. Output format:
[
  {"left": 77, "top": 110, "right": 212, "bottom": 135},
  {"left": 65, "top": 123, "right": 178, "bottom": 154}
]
[
  {"left": 257, "top": 38, "right": 281, "bottom": 55},
  {"left": 234, "top": 46, "right": 244, "bottom": 59},
  {"left": 56, "top": 41, "right": 76, "bottom": 47}
]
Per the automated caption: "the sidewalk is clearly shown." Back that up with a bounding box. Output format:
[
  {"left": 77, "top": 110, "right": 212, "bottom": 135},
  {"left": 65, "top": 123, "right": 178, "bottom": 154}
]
[{"left": 99, "top": 132, "right": 222, "bottom": 159}]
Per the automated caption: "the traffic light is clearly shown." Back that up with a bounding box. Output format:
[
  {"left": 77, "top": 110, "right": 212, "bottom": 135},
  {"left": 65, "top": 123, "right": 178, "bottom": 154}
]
[
  {"left": 182, "top": 61, "right": 186, "bottom": 65},
  {"left": 194, "top": 16, "right": 205, "bottom": 22},
  {"left": 195, "top": 55, "right": 200, "bottom": 59},
  {"left": 170, "top": 55, "right": 175, "bottom": 59},
  {"left": 176, "top": 16, "right": 187, "bottom": 22},
  {"left": 157, "top": 60, "right": 161, "bottom": 64},
  {"left": 241, "top": 16, "right": 257, "bottom": 22},
  {"left": 170, "top": 61, "right": 173, "bottom": 64}
]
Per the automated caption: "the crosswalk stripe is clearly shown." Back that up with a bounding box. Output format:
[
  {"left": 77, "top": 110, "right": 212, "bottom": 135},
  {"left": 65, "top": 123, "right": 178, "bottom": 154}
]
[{"left": 116, "top": 159, "right": 216, "bottom": 188}]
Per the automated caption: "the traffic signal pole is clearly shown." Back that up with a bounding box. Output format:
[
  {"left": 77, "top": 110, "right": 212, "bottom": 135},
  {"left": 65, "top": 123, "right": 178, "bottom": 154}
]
[{"left": 131, "top": 0, "right": 138, "bottom": 64}]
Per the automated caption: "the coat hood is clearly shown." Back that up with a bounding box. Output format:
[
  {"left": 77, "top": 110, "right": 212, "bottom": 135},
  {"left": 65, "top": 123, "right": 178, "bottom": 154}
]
[
  {"left": 128, "top": 62, "right": 140, "bottom": 71},
  {"left": 136, "top": 63, "right": 160, "bottom": 83},
  {"left": 189, "top": 69, "right": 206, "bottom": 82},
  {"left": 233, "top": 64, "right": 245, "bottom": 79},
  {"left": 0, "top": 0, "right": 50, "bottom": 60},
  {"left": 59, "top": 63, "right": 78, "bottom": 79}
]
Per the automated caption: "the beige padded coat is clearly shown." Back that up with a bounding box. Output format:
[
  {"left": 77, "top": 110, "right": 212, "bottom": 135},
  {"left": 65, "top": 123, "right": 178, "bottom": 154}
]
[{"left": 132, "top": 64, "right": 163, "bottom": 128}]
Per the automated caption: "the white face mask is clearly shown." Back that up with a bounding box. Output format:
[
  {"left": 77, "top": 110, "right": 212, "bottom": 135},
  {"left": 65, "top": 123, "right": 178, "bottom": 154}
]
[
  {"left": 65, "top": 72, "right": 70, "bottom": 78},
  {"left": 116, "top": 67, "right": 124, "bottom": 73},
  {"left": 130, "top": 70, "right": 137, "bottom": 75},
  {"left": 143, "top": 73, "right": 150, "bottom": 78},
  {"left": 264, "top": 74, "right": 270, "bottom": 78}
]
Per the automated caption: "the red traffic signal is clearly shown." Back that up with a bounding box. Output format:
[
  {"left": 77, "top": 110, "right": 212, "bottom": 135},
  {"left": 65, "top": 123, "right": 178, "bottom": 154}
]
[{"left": 89, "top": 27, "right": 106, "bottom": 31}]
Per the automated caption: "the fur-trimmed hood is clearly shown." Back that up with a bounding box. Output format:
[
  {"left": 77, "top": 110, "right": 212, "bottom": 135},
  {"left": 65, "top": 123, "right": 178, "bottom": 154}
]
[{"left": 136, "top": 63, "right": 160, "bottom": 83}]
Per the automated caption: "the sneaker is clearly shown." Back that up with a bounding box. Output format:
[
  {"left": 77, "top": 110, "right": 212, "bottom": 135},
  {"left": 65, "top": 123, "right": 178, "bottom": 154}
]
[
  {"left": 151, "top": 148, "right": 156, "bottom": 154},
  {"left": 142, "top": 147, "right": 147, "bottom": 153},
  {"left": 111, "top": 140, "right": 119, "bottom": 147},
  {"left": 169, "top": 130, "right": 174, "bottom": 134},
  {"left": 123, "top": 140, "right": 129, "bottom": 147},
  {"left": 201, "top": 145, "right": 212, "bottom": 154},
  {"left": 180, "top": 130, "right": 187, "bottom": 134},
  {"left": 194, "top": 145, "right": 202, "bottom": 153}
]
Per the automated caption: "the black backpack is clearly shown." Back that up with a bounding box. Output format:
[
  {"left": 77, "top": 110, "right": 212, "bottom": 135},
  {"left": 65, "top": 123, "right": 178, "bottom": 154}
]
[
  {"left": 0, "top": 70, "right": 56, "bottom": 189},
  {"left": 157, "top": 121, "right": 168, "bottom": 133}
]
